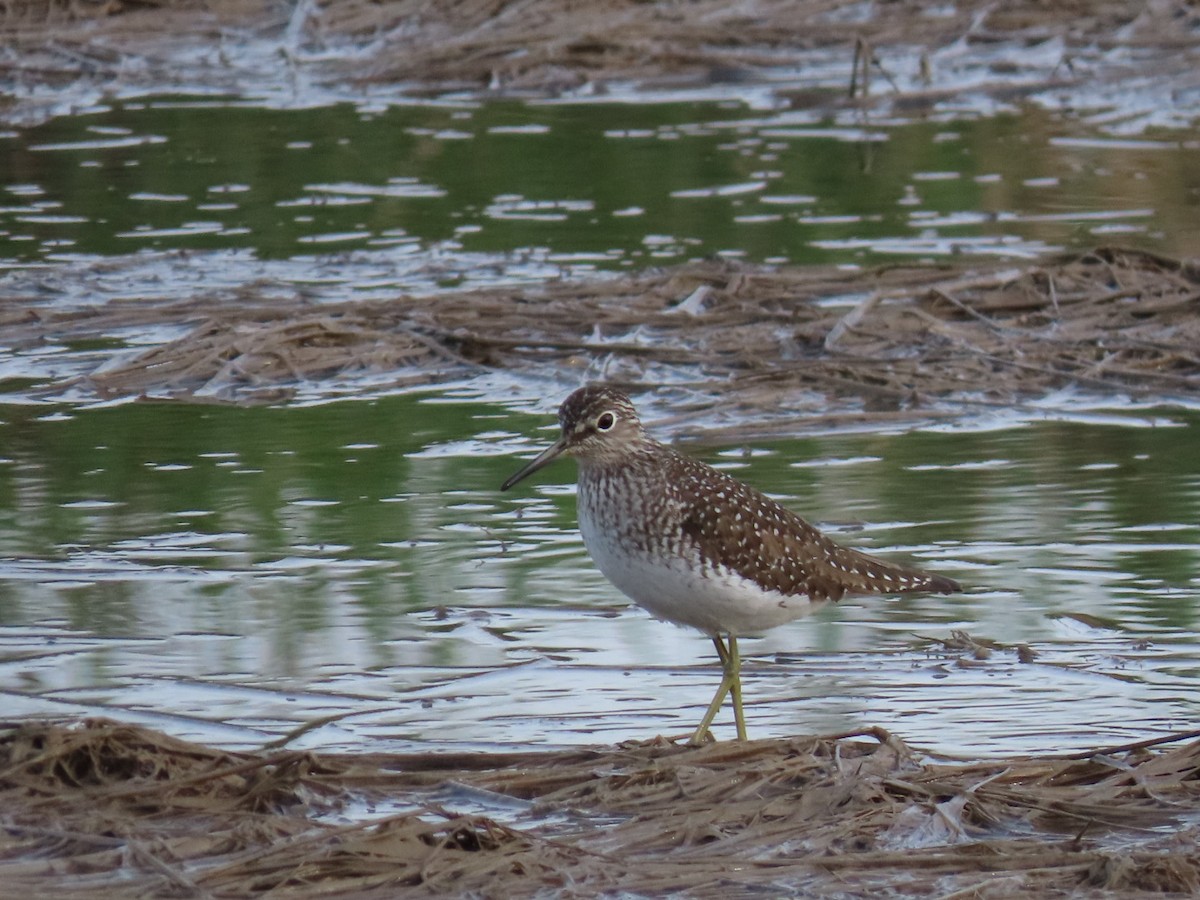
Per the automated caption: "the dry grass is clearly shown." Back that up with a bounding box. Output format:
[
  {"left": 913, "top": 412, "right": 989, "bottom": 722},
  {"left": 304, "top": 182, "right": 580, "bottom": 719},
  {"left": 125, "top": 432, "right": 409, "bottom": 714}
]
[
  {"left": 7, "top": 247, "right": 1199, "bottom": 433},
  {"left": 3, "top": 718, "right": 1200, "bottom": 897},
  {"left": 2, "top": 0, "right": 1197, "bottom": 100}
]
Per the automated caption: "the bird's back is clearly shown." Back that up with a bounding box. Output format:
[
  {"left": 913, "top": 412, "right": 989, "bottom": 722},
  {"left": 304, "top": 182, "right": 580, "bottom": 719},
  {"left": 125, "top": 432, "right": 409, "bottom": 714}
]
[
  {"left": 663, "top": 449, "right": 960, "bottom": 601},
  {"left": 577, "top": 441, "right": 959, "bottom": 613}
]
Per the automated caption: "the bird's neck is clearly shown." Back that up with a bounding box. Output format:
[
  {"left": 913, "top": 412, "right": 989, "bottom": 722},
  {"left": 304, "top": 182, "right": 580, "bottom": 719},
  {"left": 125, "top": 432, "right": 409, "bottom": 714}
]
[{"left": 577, "top": 438, "right": 670, "bottom": 477}]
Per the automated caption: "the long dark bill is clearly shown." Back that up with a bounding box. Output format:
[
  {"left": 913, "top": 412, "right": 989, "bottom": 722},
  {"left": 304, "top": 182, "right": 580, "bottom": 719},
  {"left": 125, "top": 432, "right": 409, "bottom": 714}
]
[{"left": 500, "top": 436, "right": 569, "bottom": 491}]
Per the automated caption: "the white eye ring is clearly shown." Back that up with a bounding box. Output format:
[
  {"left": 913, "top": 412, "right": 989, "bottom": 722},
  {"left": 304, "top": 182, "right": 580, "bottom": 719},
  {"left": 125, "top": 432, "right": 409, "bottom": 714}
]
[{"left": 596, "top": 411, "right": 616, "bottom": 431}]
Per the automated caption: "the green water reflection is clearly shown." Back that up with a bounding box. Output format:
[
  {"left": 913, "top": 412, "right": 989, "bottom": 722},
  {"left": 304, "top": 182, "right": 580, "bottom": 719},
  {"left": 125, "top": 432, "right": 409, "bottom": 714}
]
[
  {"left": 3, "top": 98, "right": 1197, "bottom": 268},
  {"left": 0, "top": 396, "right": 1197, "bottom": 634},
  {"left": 2, "top": 92, "right": 1199, "bottom": 753},
  {"left": 0, "top": 395, "right": 1197, "bottom": 751}
]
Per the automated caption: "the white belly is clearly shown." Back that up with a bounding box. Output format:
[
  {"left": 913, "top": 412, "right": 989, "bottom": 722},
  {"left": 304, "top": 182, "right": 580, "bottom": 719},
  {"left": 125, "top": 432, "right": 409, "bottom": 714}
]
[{"left": 579, "top": 510, "right": 826, "bottom": 637}]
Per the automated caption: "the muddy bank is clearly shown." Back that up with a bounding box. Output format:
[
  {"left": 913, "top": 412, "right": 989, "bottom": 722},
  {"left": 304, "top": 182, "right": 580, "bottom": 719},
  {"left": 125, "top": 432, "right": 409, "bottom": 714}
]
[
  {"left": 5, "top": 246, "right": 1199, "bottom": 433},
  {"left": 3, "top": 718, "right": 1199, "bottom": 897}
]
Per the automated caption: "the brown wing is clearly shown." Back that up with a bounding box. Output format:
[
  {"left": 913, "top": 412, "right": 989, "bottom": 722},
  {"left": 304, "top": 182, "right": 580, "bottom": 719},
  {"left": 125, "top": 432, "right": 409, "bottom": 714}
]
[{"left": 667, "top": 451, "right": 960, "bottom": 601}]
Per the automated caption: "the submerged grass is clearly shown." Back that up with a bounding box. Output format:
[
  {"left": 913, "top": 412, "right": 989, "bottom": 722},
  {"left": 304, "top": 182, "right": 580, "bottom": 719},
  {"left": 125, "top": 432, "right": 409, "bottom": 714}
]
[{"left": 2, "top": 718, "right": 1200, "bottom": 897}]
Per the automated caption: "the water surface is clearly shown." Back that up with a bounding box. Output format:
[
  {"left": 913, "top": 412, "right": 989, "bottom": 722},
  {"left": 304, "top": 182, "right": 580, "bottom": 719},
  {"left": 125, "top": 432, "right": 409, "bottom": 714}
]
[
  {"left": 3, "top": 98, "right": 1197, "bottom": 282},
  {"left": 0, "top": 396, "right": 1196, "bottom": 755},
  {"left": 1, "top": 92, "right": 1198, "bottom": 756}
]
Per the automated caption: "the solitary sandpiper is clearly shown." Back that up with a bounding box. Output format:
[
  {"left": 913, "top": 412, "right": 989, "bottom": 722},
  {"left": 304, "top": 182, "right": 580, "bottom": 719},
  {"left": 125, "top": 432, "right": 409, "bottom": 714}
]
[{"left": 501, "top": 385, "right": 961, "bottom": 744}]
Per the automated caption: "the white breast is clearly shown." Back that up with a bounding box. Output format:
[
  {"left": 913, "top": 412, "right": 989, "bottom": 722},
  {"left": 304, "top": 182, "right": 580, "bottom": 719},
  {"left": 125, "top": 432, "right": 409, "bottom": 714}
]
[{"left": 577, "top": 479, "right": 826, "bottom": 637}]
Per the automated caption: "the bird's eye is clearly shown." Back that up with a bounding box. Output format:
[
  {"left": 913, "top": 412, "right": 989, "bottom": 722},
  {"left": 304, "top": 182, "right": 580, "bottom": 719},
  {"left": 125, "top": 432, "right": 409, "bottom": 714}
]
[{"left": 595, "top": 411, "right": 616, "bottom": 431}]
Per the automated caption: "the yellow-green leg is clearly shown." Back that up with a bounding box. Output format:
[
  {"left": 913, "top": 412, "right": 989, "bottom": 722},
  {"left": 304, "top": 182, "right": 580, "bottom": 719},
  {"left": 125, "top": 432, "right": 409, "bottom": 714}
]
[
  {"left": 727, "top": 635, "right": 747, "bottom": 741},
  {"left": 689, "top": 634, "right": 747, "bottom": 744}
]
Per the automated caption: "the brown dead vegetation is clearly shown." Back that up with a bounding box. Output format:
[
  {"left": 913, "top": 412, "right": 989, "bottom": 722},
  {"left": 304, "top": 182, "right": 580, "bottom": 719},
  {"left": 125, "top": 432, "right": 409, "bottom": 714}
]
[
  {"left": 1, "top": 0, "right": 1198, "bottom": 99},
  {"left": 341, "top": 0, "right": 1199, "bottom": 93},
  {"left": 3, "top": 718, "right": 1200, "bottom": 897},
  {"left": 7, "top": 246, "right": 1199, "bottom": 433}
]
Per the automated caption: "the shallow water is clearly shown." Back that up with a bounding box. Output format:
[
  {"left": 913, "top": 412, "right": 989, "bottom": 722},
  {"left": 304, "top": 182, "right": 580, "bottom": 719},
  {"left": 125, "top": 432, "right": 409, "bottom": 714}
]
[
  {"left": 2, "top": 97, "right": 1198, "bottom": 286},
  {"left": 1, "top": 90, "right": 1199, "bottom": 756},
  {"left": 0, "top": 395, "right": 1196, "bottom": 756}
]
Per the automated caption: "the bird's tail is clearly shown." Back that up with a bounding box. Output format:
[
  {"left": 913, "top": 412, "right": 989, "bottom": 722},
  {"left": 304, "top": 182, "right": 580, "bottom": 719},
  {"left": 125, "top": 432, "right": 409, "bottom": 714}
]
[{"left": 822, "top": 543, "right": 960, "bottom": 597}]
